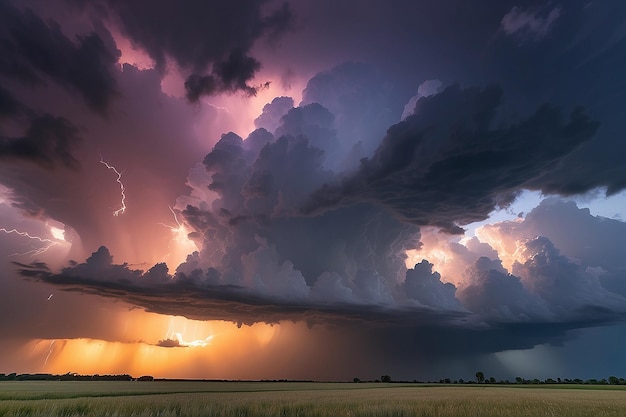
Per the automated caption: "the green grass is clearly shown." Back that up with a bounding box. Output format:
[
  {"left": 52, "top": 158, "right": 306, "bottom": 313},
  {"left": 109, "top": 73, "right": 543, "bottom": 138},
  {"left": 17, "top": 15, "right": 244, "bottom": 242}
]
[{"left": 1, "top": 382, "right": 626, "bottom": 416}]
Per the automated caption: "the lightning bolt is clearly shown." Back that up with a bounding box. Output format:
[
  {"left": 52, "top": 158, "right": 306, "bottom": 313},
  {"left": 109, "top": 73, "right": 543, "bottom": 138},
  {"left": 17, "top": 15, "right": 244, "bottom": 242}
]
[
  {"left": 100, "top": 156, "right": 127, "bottom": 216},
  {"left": 163, "top": 206, "right": 182, "bottom": 229},
  {"left": 204, "top": 102, "right": 231, "bottom": 113},
  {"left": 43, "top": 340, "right": 56, "bottom": 367},
  {"left": 0, "top": 227, "right": 59, "bottom": 256}
]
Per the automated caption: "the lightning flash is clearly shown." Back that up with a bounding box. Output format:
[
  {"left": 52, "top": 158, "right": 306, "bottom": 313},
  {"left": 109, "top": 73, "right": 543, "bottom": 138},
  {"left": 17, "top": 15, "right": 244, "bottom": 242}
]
[
  {"left": 159, "top": 206, "right": 198, "bottom": 268},
  {"left": 0, "top": 227, "right": 59, "bottom": 256},
  {"left": 100, "top": 156, "right": 127, "bottom": 216}
]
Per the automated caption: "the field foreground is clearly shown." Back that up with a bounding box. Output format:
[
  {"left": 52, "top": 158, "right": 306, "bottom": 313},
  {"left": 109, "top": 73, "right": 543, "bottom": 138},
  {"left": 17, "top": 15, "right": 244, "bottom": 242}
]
[{"left": 1, "top": 381, "right": 626, "bottom": 416}]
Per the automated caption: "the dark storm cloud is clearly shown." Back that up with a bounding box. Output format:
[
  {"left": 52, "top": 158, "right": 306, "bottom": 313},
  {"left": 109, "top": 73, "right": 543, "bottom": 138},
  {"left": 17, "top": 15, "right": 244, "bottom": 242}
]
[
  {"left": 14, "top": 65, "right": 626, "bottom": 361},
  {"left": 18, "top": 246, "right": 468, "bottom": 327},
  {"left": 0, "top": 85, "right": 22, "bottom": 117},
  {"left": 86, "top": 0, "right": 292, "bottom": 100},
  {"left": 17, "top": 240, "right": 626, "bottom": 363},
  {"left": 485, "top": 1, "right": 626, "bottom": 196},
  {"left": 155, "top": 338, "right": 184, "bottom": 348},
  {"left": 0, "top": 1, "right": 120, "bottom": 113},
  {"left": 301, "top": 84, "right": 599, "bottom": 233},
  {"left": 184, "top": 50, "right": 262, "bottom": 101},
  {"left": 0, "top": 114, "right": 81, "bottom": 169}
]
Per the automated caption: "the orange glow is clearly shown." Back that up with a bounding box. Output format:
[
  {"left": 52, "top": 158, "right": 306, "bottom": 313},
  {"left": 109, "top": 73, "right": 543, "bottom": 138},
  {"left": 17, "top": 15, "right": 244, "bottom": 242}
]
[
  {"left": 159, "top": 207, "right": 199, "bottom": 270},
  {"left": 475, "top": 222, "right": 528, "bottom": 271},
  {"left": 23, "top": 309, "right": 280, "bottom": 379},
  {"left": 405, "top": 228, "right": 465, "bottom": 286}
]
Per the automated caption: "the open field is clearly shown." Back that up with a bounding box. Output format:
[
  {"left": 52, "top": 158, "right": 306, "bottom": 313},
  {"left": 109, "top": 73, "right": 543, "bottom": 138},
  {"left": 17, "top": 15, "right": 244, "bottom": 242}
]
[{"left": 2, "top": 381, "right": 626, "bottom": 416}]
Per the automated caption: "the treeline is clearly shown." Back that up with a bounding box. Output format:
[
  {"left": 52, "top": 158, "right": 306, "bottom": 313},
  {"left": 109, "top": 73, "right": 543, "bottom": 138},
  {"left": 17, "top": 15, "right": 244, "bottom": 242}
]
[
  {"left": 358, "top": 373, "right": 626, "bottom": 385},
  {"left": 0, "top": 373, "right": 154, "bottom": 381},
  {"left": 427, "top": 376, "right": 626, "bottom": 385}
]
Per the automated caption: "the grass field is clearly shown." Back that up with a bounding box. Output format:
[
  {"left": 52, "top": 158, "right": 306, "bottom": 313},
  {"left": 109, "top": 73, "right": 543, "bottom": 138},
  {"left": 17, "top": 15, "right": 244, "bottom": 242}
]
[{"left": 1, "top": 381, "right": 626, "bottom": 416}]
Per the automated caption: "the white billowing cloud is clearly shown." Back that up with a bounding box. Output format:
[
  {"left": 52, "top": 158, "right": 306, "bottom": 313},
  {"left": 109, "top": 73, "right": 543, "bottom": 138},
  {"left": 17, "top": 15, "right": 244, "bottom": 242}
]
[
  {"left": 254, "top": 96, "right": 294, "bottom": 134},
  {"left": 401, "top": 79, "right": 443, "bottom": 120},
  {"left": 501, "top": 6, "right": 561, "bottom": 41},
  {"left": 512, "top": 236, "right": 625, "bottom": 316},
  {"left": 310, "top": 272, "right": 354, "bottom": 304},
  {"left": 477, "top": 198, "right": 626, "bottom": 298},
  {"left": 240, "top": 237, "right": 310, "bottom": 301}
]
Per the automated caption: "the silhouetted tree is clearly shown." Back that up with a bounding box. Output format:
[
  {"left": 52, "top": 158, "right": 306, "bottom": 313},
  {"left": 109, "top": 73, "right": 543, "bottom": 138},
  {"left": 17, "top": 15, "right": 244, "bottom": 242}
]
[
  {"left": 381, "top": 375, "right": 392, "bottom": 383},
  {"left": 353, "top": 377, "right": 361, "bottom": 383},
  {"left": 475, "top": 371, "right": 484, "bottom": 383}
]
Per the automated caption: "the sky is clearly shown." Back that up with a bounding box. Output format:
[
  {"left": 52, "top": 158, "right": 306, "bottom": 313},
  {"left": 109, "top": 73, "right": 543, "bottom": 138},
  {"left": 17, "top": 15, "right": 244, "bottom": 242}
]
[{"left": 0, "top": 0, "right": 625, "bottom": 382}]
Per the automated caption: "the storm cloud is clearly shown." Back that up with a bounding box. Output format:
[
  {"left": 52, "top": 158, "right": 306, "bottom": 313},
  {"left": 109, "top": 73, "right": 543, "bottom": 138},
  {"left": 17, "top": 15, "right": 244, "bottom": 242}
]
[
  {"left": 302, "top": 84, "right": 599, "bottom": 233},
  {"left": 2, "top": 0, "right": 626, "bottom": 381},
  {"left": 82, "top": 0, "right": 292, "bottom": 100}
]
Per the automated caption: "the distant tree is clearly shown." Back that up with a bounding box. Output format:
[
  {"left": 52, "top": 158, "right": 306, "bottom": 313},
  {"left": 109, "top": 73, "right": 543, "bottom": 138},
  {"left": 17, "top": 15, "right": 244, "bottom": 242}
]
[
  {"left": 444, "top": 378, "right": 451, "bottom": 384},
  {"left": 458, "top": 378, "right": 464, "bottom": 384},
  {"left": 137, "top": 375, "right": 154, "bottom": 381},
  {"left": 381, "top": 375, "right": 392, "bottom": 383},
  {"left": 475, "top": 371, "right": 484, "bottom": 383},
  {"left": 488, "top": 377, "right": 496, "bottom": 384},
  {"left": 353, "top": 377, "right": 361, "bottom": 383}
]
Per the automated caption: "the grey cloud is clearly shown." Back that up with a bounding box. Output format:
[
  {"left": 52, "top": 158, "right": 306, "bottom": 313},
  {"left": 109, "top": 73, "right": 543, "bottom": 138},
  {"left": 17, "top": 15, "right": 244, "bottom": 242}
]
[
  {"left": 401, "top": 79, "right": 443, "bottom": 120},
  {"left": 484, "top": 2, "right": 626, "bottom": 196},
  {"left": 0, "top": 85, "right": 22, "bottom": 117},
  {"left": 184, "top": 50, "right": 262, "bottom": 102},
  {"left": 18, "top": 247, "right": 626, "bottom": 370},
  {"left": 300, "top": 63, "right": 402, "bottom": 170},
  {"left": 0, "top": 114, "right": 81, "bottom": 169},
  {"left": 301, "top": 84, "right": 599, "bottom": 233},
  {"left": 403, "top": 260, "right": 463, "bottom": 311},
  {"left": 501, "top": 6, "right": 561, "bottom": 42},
  {"left": 0, "top": 1, "right": 120, "bottom": 113},
  {"left": 86, "top": 0, "right": 292, "bottom": 100},
  {"left": 254, "top": 96, "right": 294, "bottom": 133},
  {"left": 18, "top": 246, "right": 468, "bottom": 327},
  {"left": 512, "top": 236, "right": 626, "bottom": 316},
  {"left": 458, "top": 257, "right": 551, "bottom": 322},
  {"left": 155, "top": 338, "right": 184, "bottom": 348}
]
